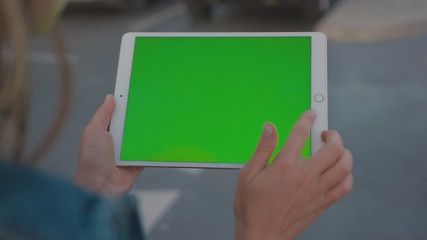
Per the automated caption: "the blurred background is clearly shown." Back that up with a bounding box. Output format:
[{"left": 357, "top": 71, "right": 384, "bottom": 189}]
[{"left": 20, "top": 0, "right": 427, "bottom": 239}]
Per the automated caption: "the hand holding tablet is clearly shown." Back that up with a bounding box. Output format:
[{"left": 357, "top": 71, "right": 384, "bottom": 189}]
[
  {"left": 110, "top": 32, "right": 328, "bottom": 168},
  {"left": 234, "top": 111, "right": 353, "bottom": 240},
  {"left": 75, "top": 32, "right": 353, "bottom": 240}
]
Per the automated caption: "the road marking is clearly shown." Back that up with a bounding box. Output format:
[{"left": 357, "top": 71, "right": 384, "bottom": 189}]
[
  {"left": 176, "top": 168, "right": 204, "bottom": 176},
  {"left": 1, "top": 50, "right": 78, "bottom": 65},
  {"left": 132, "top": 189, "right": 181, "bottom": 233},
  {"left": 128, "top": 2, "right": 186, "bottom": 31}
]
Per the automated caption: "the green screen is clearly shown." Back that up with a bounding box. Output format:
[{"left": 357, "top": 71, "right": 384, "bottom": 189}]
[{"left": 121, "top": 37, "right": 311, "bottom": 164}]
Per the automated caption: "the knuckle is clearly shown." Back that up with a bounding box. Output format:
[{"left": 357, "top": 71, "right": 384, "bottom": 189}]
[
  {"left": 321, "top": 195, "right": 332, "bottom": 209},
  {"left": 325, "top": 175, "right": 354, "bottom": 206},
  {"left": 323, "top": 194, "right": 334, "bottom": 206},
  {"left": 342, "top": 184, "right": 352, "bottom": 196},
  {"left": 294, "top": 120, "right": 310, "bottom": 135},
  {"left": 276, "top": 160, "right": 295, "bottom": 172},
  {"left": 256, "top": 142, "right": 275, "bottom": 154},
  {"left": 328, "top": 140, "right": 344, "bottom": 159},
  {"left": 339, "top": 160, "right": 352, "bottom": 176},
  {"left": 346, "top": 149, "right": 354, "bottom": 164},
  {"left": 329, "top": 129, "right": 339, "bottom": 136},
  {"left": 336, "top": 176, "right": 353, "bottom": 200},
  {"left": 342, "top": 150, "right": 354, "bottom": 173},
  {"left": 342, "top": 175, "right": 354, "bottom": 194},
  {"left": 322, "top": 130, "right": 339, "bottom": 141},
  {"left": 333, "top": 149, "right": 352, "bottom": 175},
  {"left": 326, "top": 195, "right": 339, "bottom": 207},
  {"left": 341, "top": 163, "right": 352, "bottom": 176}
]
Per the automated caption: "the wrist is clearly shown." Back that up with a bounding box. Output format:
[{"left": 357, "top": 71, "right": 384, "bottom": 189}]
[
  {"left": 74, "top": 170, "right": 105, "bottom": 195},
  {"left": 234, "top": 225, "right": 276, "bottom": 240},
  {"left": 74, "top": 170, "right": 128, "bottom": 198},
  {"left": 234, "top": 223, "right": 294, "bottom": 240}
]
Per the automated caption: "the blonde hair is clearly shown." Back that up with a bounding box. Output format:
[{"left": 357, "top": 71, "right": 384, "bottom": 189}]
[{"left": 0, "top": 0, "right": 71, "bottom": 165}]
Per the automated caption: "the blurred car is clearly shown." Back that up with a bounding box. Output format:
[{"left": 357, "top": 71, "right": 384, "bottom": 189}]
[
  {"left": 185, "top": 0, "right": 336, "bottom": 19},
  {"left": 68, "top": 0, "right": 150, "bottom": 9}
]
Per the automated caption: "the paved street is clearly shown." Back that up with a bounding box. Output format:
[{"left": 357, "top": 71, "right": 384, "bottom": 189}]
[{"left": 26, "top": 0, "right": 427, "bottom": 239}]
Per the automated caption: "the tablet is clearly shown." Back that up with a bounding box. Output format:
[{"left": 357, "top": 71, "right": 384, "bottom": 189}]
[{"left": 111, "top": 32, "right": 328, "bottom": 168}]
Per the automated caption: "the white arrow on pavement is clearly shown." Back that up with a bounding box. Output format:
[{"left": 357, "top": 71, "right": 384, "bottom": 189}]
[{"left": 132, "top": 189, "right": 181, "bottom": 234}]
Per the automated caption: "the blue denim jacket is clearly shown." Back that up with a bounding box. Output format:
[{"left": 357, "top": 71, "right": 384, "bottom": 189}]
[{"left": 0, "top": 161, "right": 146, "bottom": 240}]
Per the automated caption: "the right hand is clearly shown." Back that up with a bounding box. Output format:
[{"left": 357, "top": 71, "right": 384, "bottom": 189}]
[{"left": 233, "top": 110, "right": 353, "bottom": 240}]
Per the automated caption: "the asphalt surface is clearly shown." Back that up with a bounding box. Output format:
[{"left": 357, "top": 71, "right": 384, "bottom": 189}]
[
  {"left": 26, "top": 0, "right": 427, "bottom": 239},
  {"left": 317, "top": 0, "right": 427, "bottom": 42}
]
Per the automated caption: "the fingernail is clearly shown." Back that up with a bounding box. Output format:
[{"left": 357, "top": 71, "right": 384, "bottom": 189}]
[
  {"left": 307, "top": 109, "right": 317, "bottom": 117},
  {"left": 104, "top": 94, "right": 111, "bottom": 104},
  {"left": 262, "top": 123, "right": 273, "bottom": 137}
]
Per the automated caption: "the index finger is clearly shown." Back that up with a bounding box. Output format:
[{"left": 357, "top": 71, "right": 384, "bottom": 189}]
[{"left": 273, "top": 110, "right": 316, "bottom": 166}]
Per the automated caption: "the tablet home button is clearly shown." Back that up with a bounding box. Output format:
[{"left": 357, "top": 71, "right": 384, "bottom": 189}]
[{"left": 314, "top": 94, "right": 324, "bottom": 103}]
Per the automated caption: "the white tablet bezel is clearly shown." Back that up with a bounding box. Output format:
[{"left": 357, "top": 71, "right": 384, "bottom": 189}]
[{"left": 111, "top": 32, "right": 328, "bottom": 168}]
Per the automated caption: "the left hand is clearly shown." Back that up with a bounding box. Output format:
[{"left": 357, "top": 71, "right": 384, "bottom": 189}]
[{"left": 74, "top": 94, "right": 143, "bottom": 198}]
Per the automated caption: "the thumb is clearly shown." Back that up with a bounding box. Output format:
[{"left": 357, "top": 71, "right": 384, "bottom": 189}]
[
  {"left": 241, "top": 122, "right": 278, "bottom": 179},
  {"left": 87, "top": 94, "right": 116, "bottom": 131}
]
